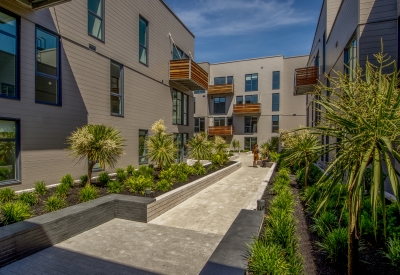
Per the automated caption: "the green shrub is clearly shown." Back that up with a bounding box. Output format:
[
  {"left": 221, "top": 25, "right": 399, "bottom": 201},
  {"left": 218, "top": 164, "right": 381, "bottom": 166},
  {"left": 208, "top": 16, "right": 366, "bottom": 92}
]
[
  {"left": 299, "top": 185, "right": 319, "bottom": 204},
  {"left": 248, "top": 240, "right": 290, "bottom": 275},
  {"left": 296, "top": 165, "right": 323, "bottom": 187},
  {"left": 208, "top": 164, "right": 219, "bottom": 171},
  {"left": 116, "top": 168, "right": 127, "bottom": 183},
  {"left": 98, "top": 172, "right": 110, "bottom": 186},
  {"left": 18, "top": 192, "right": 38, "bottom": 206},
  {"left": 156, "top": 179, "right": 172, "bottom": 192},
  {"left": 138, "top": 165, "right": 154, "bottom": 178},
  {"left": 317, "top": 227, "right": 348, "bottom": 263},
  {"left": 80, "top": 175, "right": 88, "bottom": 185},
  {"left": 269, "top": 151, "right": 280, "bottom": 162},
  {"left": 0, "top": 187, "right": 16, "bottom": 203},
  {"left": 55, "top": 183, "right": 70, "bottom": 197},
  {"left": 270, "top": 190, "right": 294, "bottom": 211},
  {"left": 127, "top": 175, "right": 154, "bottom": 194},
  {"left": 61, "top": 174, "right": 74, "bottom": 187},
  {"left": 311, "top": 211, "right": 338, "bottom": 237},
  {"left": 1, "top": 201, "right": 31, "bottom": 225},
  {"left": 159, "top": 168, "right": 176, "bottom": 182},
  {"left": 79, "top": 184, "right": 98, "bottom": 202},
  {"left": 193, "top": 162, "right": 206, "bottom": 175},
  {"left": 45, "top": 195, "right": 66, "bottom": 212},
  {"left": 384, "top": 236, "right": 400, "bottom": 267},
  {"left": 126, "top": 165, "right": 135, "bottom": 177},
  {"left": 34, "top": 181, "right": 47, "bottom": 195},
  {"left": 265, "top": 209, "right": 296, "bottom": 249},
  {"left": 176, "top": 170, "right": 188, "bottom": 182},
  {"left": 107, "top": 181, "right": 124, "bottom": 194}
]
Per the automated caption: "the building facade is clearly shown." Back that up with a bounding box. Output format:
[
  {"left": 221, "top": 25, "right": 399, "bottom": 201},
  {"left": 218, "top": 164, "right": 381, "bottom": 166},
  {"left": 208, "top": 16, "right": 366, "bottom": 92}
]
[
  {"left": 193, "top": 55, "right": 308, "bottom": 151},
  {"left": 0, "top": 0, "right": 205, "bottom": 190}
]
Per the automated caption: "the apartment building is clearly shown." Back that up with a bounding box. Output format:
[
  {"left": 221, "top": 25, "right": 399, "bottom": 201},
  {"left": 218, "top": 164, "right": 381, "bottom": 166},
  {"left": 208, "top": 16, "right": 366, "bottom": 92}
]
[
  {"left": 0, "top": 0, "right": 207, "bottom": 190},
  {"left": 193, "top": 55, "right": 308, "bottom": 151}
]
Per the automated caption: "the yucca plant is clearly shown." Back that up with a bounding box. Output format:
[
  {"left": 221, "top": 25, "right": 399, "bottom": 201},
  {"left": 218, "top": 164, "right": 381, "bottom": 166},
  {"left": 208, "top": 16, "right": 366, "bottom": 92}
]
[
  {"left": 34, "top": 181, "right": 47, "bottom": 195},
  {"left": 1, "top": 201, "right": 31, "bottom": 225},
  {"left": 0, "top": 187, "right": 15, "bottom": 203},
  {"left": 67, "top": 124, "right": 125, "bottom": 185},
  {"left": 212, "top": 135, "right": 229, "bottom": 155},
  {"left": 187, "top": 132, "right": 212, "bottom": 163}
]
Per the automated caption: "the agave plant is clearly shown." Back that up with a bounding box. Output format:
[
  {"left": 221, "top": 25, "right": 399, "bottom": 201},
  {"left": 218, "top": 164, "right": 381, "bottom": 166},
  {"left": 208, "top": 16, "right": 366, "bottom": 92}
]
[{"left": 187, "top": 132, "right": 212, "bottom": 163}]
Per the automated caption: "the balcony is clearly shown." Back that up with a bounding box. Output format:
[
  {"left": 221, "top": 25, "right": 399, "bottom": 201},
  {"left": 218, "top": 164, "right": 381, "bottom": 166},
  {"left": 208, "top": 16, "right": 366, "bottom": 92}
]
[
  {"left": 294, "top": 66, "right": 319, "bottom": 95},
  {"left": 169, "top": 59, "right": 208, "bottom": 91},
  {"left": 233, "top": 103, "right": 261, "bottom": 114},
  {"left": 208, "top": 84, "right": 234, "bottom": 95},
  {"left": 208, "top": 126, "right": 234, "bottom": 136},
  {"left": 16, "top": 0, "right": 71, "bottom": 9}
]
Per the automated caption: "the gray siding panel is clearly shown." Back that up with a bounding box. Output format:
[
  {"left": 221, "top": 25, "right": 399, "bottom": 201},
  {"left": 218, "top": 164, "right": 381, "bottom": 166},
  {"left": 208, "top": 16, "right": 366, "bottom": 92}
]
[{"left": 360, "top": 0, "right": 397, "bottom": 23}]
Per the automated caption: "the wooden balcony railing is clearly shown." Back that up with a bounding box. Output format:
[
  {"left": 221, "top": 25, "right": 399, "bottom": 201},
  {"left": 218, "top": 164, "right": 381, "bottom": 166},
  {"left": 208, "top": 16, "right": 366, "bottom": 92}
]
[
  {"left": 233, "top": 103, "right": 261, "bottom": 114},
  {"left": 208, "top": 126, "right": 234, "bottom": 136},
  {"left": 17, "top": 0, "right": 71, "bottom": 9},
  {"left": 208, "top": 84, "right": 234, "bottom": 95},
  {"left": 294, "top": 66, "right": 318, "bottom": 95},
  {"left": 169, "top": 59, "right": 208, "bottom": 91}
]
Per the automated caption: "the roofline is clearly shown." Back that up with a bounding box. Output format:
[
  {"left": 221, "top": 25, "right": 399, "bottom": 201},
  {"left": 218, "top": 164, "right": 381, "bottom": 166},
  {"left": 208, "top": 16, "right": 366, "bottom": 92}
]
[
  {"left": 202, "top": 54, "right": 309, "bottom": 65},
  {"left": 159, "top": 0, "right": 195, "bottom": 38},
  {"left": 284, "top": 54, "right": 309, "bottom": 59}
]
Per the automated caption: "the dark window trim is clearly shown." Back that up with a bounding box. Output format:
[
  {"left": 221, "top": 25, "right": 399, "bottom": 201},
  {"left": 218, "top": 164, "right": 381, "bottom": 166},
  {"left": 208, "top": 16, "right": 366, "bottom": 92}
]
[
  {"left": 244, "top": 116, "right": 258, "bottom": 133},
  {"left": 139, "top": 129, "right": 148, "bottom": 164},
  {"left": 87, "top": 0, "right": 105, "bottom": 42},
  {"left": 194, "top": 117, "right": 205, "bottom": 133},
  {"left": 172, "top": 90, "right": 189, "bottom": 126},
  {"left": 272, "top": 71, "right": 280, "bottom": 90},
  {"left": 245, "top": 94, "right": 258, "bottom": 104},
  {"left": 110, "top": 60, "right": 124, "bottom": 117},
  {"left": 0, "top": 8, "right": 20, "bottom": 101},
  {"left": 35, "top": 25, "right": 62, "bottom": 106},
  {"left": 245, "top": 73, "right": 258, "bottom": 92},
  {"left": 0, "top": 117, "right": 21, "bottom": 186},
  {"left": 139, "top": 15, "right": 149, "bottom": 66},
  {"left": 213, "top": 96, "right": 226, "bottom": 114}
]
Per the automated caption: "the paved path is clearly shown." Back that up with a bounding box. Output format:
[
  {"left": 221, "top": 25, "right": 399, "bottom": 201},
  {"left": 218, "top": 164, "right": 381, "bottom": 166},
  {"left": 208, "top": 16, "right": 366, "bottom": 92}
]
[{"left": 0, "top": 156, "right": 269, "bottom": 275}]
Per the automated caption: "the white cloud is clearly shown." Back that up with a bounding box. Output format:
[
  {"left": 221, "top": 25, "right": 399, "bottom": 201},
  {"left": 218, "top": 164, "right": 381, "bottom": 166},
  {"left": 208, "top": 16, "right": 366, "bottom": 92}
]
[{"left": 173, "top": 0, "right": 313, "bottom": 37}]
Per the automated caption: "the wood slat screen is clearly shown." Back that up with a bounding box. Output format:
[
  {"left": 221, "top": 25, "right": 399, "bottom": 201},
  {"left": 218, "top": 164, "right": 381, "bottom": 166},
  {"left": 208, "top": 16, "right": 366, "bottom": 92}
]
[
  {"left": 233, "top": 103, "right": 261, "bottom": 114},
  {"left": 190, "top": 60, "right": 208, "bottom": 90},
  {"left": 208, "top": 126, "right": 233, "bottom": 135},
  {"left": 208, "top": 84, "right": 234, "bottom": 95},
  {"left": 295, "top": 66, "right": 318, "bottom": 86},
  {"left": 169, "top": 59, "right": 208, "bottom": 90},
  {"left": 170, "top": 59, "right": 190, "bottom": 80}
]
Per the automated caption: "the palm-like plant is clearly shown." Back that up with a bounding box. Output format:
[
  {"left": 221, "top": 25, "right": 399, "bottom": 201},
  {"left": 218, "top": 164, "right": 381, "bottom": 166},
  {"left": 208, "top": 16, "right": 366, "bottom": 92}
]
[
  {"left": 67, "top": 124, "right": 125, "bottom": 185},
  {"left": 146, "top": 119, "right": 176, "bottom": 170},
  {"left": 281, "top": 129, "right": 320, "bottom": 187},
  {"left": 187, "top": 132, "right": 212, "bottom": 163},
  {"left": 231, "top": 139, "right": 241, "bottom": 152},
  {"left": 260, "top": 137, "right": 279, "bottom": 153},
  {"left": 212, "top": 135, "right": 229, "bottom": 155},
  {"left": 313, "top": 49, "right": 400, "bottom": 274}
]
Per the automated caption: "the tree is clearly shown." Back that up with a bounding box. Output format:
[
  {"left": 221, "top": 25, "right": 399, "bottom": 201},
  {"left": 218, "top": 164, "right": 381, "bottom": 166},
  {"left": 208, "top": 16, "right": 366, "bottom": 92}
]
[
  {"left": 67, "top": 124, "right": 125, "bottom": 185},
  {"left": 187, "top": 132, "right": 212, "bottom": 163},
  {"left": 212, "top": 135, "right": 229, "bottom": 155},
  {"left": 146, "top": 119, "right": 176, "bottom": 170},
  {"left": 281, "top": 129, "right": 320, "bottom": 188},
  {"left": 313, "top": 49, "right": 400, "bottom": 274},
  {"left": 231, "top": 139, "right": 241, "bottom": 152}
]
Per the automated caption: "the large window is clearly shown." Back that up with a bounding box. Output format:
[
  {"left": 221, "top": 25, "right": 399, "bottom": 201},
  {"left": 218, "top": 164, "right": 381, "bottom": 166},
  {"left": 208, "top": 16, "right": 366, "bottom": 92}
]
[
  {"left": 245, "top": 94, "right": 258, "bottom": 104},
  {"left": 110, "top": 61, "right": 123, "bottom": 116},
  {"left": 245, "top": 116, "right": 257, "bottom": 133},
  {"left": 214, "top": 97, "right": 226, "bottom": 114},
  {"left": 172, "top": 45, "right": 189, "bottom": 60},
  {"left": 244, "top": 137, "right": 257, "bottom": 151},
  {"left": 0, "top": 10, "right": 18, "bottom": 100},
  {"left": 272, "top": 115, "right": 279, "bottom": 133},
  {"left": 245, "top": 73, "right": 258, "bottom": 91},
  {"left": 344, "top": 36, "right": 357, "bottom": 79},
  {"left": 272, "top": 71, "right": 280, "bottom": 90},
  {"left": 139, "top": 130, "right": 148, "bottom": 164},
  {"left": 214, "top": 117, "right": 225, "bottom": 126},
  {"left": 236, "top": 96, "right": 243, "bottom": 104},
  {"left": 194, "top": 117, "right": 205, "bottom": 132},
  {"left": 35, "top": 27, "right": 60, "bottom": 105},
  {"left": 272, "top": 93, "right": 279, "bottom": 111},
  {"left": 88, "top": 0, "right": 104, "bottom": 41},
  {"left": 173, "top": 90, "right": 188, "bottom": 125},
  {"left": 139, "top": 17, "right": 148, "bottom": 65},
  {"left": 0, "top": 119, "right": 19, "bottom": 184}
]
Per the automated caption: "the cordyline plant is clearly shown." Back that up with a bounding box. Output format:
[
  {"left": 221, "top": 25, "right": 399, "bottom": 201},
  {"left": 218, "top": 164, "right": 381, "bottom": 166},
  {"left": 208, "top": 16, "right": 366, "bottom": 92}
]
[
  {"left": 187, "top": 132, "right": 212, "bottom": 163},
  {"left": 67, "top": 124, "right": 125, "bottom": 185},
  {"left": 212, "top": 135, "right": 229, "bottom": 155},
  {"left": 146, "top": 119, "right": 176, "bottom": 170},
  {"left": 313, "top": 48, "right": 400, "bottom": 275},
  {"left": 280, "top": 128, "right": 320, "bottom": 187}
]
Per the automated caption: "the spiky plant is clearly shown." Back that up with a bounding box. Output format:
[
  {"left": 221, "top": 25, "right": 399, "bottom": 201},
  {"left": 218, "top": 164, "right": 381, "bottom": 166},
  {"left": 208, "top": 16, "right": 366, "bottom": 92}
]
[
  {"left": 231, "top": 139, "right": 241, "bottom": 152},
  {"left": 187, "top": 132, "right": 212, "bottom": 163}
]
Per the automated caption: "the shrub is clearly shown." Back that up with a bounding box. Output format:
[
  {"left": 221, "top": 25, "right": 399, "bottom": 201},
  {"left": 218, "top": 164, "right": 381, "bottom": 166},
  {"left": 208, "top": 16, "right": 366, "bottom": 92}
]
[
  {"left": 211, "top": 154, "right": 224, "bottom": 166},
  {"left": 208, "top": 164, "right": 219, "bottom": 171},
  {"left": 0, "top": 187, "right": 16, "bottom": 203},
  {"left": 296, "top": 165, "right": 323, "bottom": 187},
  {"left": 80, "top": 175, "right": 88, "bottom": 185},
  {"left": 79, "top": 184, "right": 98, "bottom": 202},
  {"left": 175, "top": 170, "right": 188, "bottom": 182},
  {"left": 269, "top": 151, "right": 280, "bottom": 162},
  {"left": 98, "top": 172, "right": 110, "bottom": 186},
  {"left": 156, "top": 179, "right": 172, "bottom": 192},
  {"left": 116, "top": 168, "right": 127, "bottom": 183},
  {"left": 45, "top": 195, "right": 66, "bottom": 212},
  {"left": 34, "top": 181, "right": 47, "bottom": 195},
  {"left": 127, "top": 175, "right": 154, "bottom": 194},
  {"left": 193, "top": 162, "right": 206, "bottom": 175},
  {"left": 384, "top": 236, "right": 400, "bottom": 267},
  {"left": 248, "top": 240, "right": 290, "bottom": 275},
  {"left": 126, "top": 165, "right": 135, "bottom": 177},
  {"left": 311, "top": 211, "right": 338, "bottom": 237},
  {"left": 138, "top": 165, "right": 154, "bottom": 178},
  {"left": 159, "top": 168, "right": 176, "bottom": 182},
  {"left": 1, "top": 201, "right": 31, "bottom": 225},
  {"left": 107, "top": 181, "right": 124, "bottom": 194},
  {"left": 61, "top": 174, "right": 74, "bottom": 187},
  {"left": 270, "top": 190, "right": 294, "bottom": 211},
  {"left": 299, "top": 185, "right": 319, "bottom": 204},
  {"left": 317, "top": 227, "right": 348, "bottom": 263},
  {"left": 18, "top": 192, "right": 38, "bottom": 206},
  {"left": 55, "top": 183, "right": 70, "bottom": 197},
  {"left": 265, "top": 209, "right": 296, "bottom": 249}
]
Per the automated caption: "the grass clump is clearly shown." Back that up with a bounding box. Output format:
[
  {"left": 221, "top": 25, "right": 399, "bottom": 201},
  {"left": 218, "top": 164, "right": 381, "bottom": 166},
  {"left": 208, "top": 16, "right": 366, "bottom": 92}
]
[
  {"left": 45, "top": 195, "right": 66, "bottom": 212},
  {"left": 19, "top": 192, "right": 38, "bottom": 206},
  {"left": 34, "top": 181, "right": 47, "bottom": 195},
  {"left": 317, "top": 227, "right": 348, "bottom": 262},
  {"left": 311, "top": 211, "right": 338, "bottom": 237},
  {"left": 248, "top": 240, "right": 290, "bottom": 275},
  {"left": 61, "top": 174, "right": 74, "bottom": 187},
  {"left": 384, "top": 236, "right": 400, "bottom": 267},
  {"left": 0, "top": 187, "right": 16, "bottom": 203},
  {"left": 80, "top": 175, "right": 88, "bottom": 185},
  {"left": 1, "top": 201, "right": 31, "bottom": 225},
  {"left": 98, "top": 172, "right": 110, "bottom": 186},
  {"left": 107, "top": 181, "right": 124, "bottom": 194},
  {"left": 55, "top": 183, "right": 70, "bottom": 197},
  {"left": 79, "top": 184, "right": 98, "bottom": 202}
]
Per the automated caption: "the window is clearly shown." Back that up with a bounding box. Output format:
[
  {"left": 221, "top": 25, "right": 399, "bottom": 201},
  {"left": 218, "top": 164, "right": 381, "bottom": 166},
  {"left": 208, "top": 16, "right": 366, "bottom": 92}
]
[
  {"left": 214, "top": 97, "right": 226, "bottom": 114},
  {"left": 272, "top": 115, "right": 279, "bottom": 133},
  {"left": 194, "top": 90, "right": 205, "bottom": 94},
  {"left": 139, "top": 17, "right": 148, "bottom": 65},
  {"left": 245, "top": 94, "right": 258, "bottom": 104},
  {"left": 194, "top": 117, "right": 205, "bottom": 132},
  {"left": 245, "top": 73, "right": 258, "bottom": 91},
  {"left": 244, "top": 137, "right": 257, "bottom": 151},
  {"left": 245, "top": 116, "right": 257, "bottom": 133},
  {"left": 0, "top": 10, "right": 18, "bottom": 99},
  {"left": 322, "top": 32, "right": 326, "bottom": 73},
  {"left": 139, "top": 130, "right": 148, "bottom": 164},
  {"left": 88, "top": 0, "right": 104, "bottom": 41},
  {"left": 0, "top": 119, "right": 19, "bottom": 184},
  {"left": 272, "top": 71, "right": 280, "bottom": 90},
  {"left": 344, "top": 36, "right": 357, "bottom": 79},
  {"left": 227, "top": 76, "right": 233, "bottom": 84},
  {"left": 172, "top": 90, "right": 188, "bottom": 125},
  {"left": 227, "top": 117, "right": 233, "bottom": 126},
  {"left": 272, "top": 93, "right": 279, "bottom": 111},
  {"left": 110, "top": 61, "right": 123, "bottom": 116},
  {"left": 214, "top": 77, "right": 226, "bottom": 85},
  {"left": 236, "top": 96, "right": 243, "bottom": 104},
  {"left": 172, "top": 45, "right": 188, "bottom": 60},
  {"left": 174, "top": 133, "right": 188, "bottom": 162},
  {"left": 35, "top": 27, "right": 60, "bottom": 105},
  {"left": 193, "top": 97, "right": 195, "bottom": 114},
  {"left": 214, "top": 117, "right": 225, "bottom": 126}
]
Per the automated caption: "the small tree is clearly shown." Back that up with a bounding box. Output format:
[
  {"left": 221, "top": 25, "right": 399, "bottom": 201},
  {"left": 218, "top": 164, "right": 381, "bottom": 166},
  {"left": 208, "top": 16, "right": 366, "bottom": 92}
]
[
  {"left": 67, "top": 124, "right": 125, "bottom": 185},
  {"left": 146, "top": 119, "right": 176, "bottom": 170},
  {"left": 187, "top": 132, "right": 212, "bottom": 163},
  {"left": 231, "top": 139, "right": 241, "bottom": 152},
  {"left": 212, "top": 135, "right": 229, "bottom": 155}
]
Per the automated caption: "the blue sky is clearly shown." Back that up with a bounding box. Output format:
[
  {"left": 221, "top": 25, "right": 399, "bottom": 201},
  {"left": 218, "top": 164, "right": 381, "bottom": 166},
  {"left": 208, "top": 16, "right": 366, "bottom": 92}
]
[{"left": 164, "top": 0, "right": 322, "bottom": 63}]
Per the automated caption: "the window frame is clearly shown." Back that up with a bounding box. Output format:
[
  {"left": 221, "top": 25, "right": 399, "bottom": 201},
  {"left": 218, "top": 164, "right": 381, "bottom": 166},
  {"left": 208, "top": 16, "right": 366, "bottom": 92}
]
[
  {"left": 0, "top": 117, "right": 21, "bottom": 186},
  {"left": 272, "top": 115, "right": 279, "bottom": 133},
  {"left": 139, "top": 16, "right": 149, "bottom": 66},
  {"left": 245, "top": 94, "right": 258, "bottom": 104},
  {"left": 214, "top": 117, "right": 225, "bottom": 127},
  {"left": 244, "top": 137, "right": 257, "bottom": 151},
  {"left": 194, "top": 117, "right": 205, "bottom": 133},
  {"left": 110, "top": 60, "right": 124, "bottom": 116},
  {"left": 272, "top": 93, "right": 279, "bottom": 111},
  {"left": 139, "top": 129, "right": 148, "bottom": 164},
  {"left": 236, "top": 96, "right": 243, "bottom": 104},
  {"left": 214, "top": 77, "right": 226, "bottom": 85},
  {"left": 272, "top": 71, "right": 280, "bottom": 90},
  {"left": 87, "top": 0, "right": 105, "bottom": 42},
  {"left": 35, "top": 26, "right": 61, "bottom": 106},
  {"left": 344, "top": 35, "right": 357, "bottom": 79},
  {"left": 0, "top": 8, "right": 20, "bottom": 100},
  {"left": 245, "top": 73, "right": 258, "bottom": 92},
  {"left": 172, "top": 90, "right": 189, "bottom": 126},
  {"left": 244, "top": 116, "right": 258, "bottom": 133},
  {"left": 213, "top": 96, "right": 226, "bottom": 114}
]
